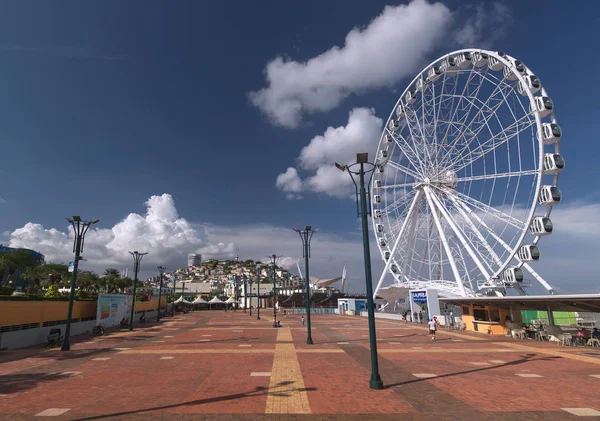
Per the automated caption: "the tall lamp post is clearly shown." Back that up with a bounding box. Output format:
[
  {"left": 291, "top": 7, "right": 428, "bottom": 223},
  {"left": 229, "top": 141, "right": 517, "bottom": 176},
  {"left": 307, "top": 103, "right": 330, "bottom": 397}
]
[
  {"left": 128, "top": 251, "right": 148, "bottom": 331},
  {"left": 157, "top": 266, "right": 167, "bottom": 322},
  {"left": 256, "top": 265, "right": 261, "bottom": 320},
  {"left": 62, "top": 216, "right": 99, "bottom": 352},
  {"left": 270, "top": 254, "right": 280, "bottom": 320},
  {"left": 293, "top": 226, "right": 316, "bottom": 345},
  {"left": 335, "top": 153, "right": 383, "bottom": 390},
  {"left": 248, "top": 273, "right": 253, "bottom": 316},
  {"left": 243, "top": 274, "right": 247, "bottom": 313}
]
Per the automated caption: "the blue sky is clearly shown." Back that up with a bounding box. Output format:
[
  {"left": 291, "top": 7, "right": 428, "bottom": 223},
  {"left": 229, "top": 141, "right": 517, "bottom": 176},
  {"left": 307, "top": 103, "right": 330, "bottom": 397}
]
[{"left": 1, "top": 1, "right": 599, "bottom": 293}]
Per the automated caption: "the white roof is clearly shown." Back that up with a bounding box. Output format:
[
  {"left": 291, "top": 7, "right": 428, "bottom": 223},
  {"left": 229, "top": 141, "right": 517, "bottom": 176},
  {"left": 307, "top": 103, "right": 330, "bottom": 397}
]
[
  {"left": 224, "top": 297, "right": 237, "bottom": 304},
  {"left": 192, "top": 297, "right": 208, "bottom": 304},
  {"left": 174, "top": 296, "right": 193, "bottom": 304},
  {"left": 208, "top": 296, "right": 224, "bottom": 304}
]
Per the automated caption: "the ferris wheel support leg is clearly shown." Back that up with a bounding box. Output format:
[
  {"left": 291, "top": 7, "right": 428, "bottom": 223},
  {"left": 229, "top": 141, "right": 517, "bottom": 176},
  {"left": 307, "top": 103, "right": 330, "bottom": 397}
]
[
  {"left": 423, "top": 187, "right": 467, "bottom": 297},
  {"left": 373, "top": 190, "right": 423, "bottom": 299},
  {"left": 401, "top": 195, "right": 422, "bottom": 289},
  {"left": 449, "top": 192, "right": 556, "bottom": 294},
  {"left": 428, "top": 188, "right": 492, "bottom": 281}
]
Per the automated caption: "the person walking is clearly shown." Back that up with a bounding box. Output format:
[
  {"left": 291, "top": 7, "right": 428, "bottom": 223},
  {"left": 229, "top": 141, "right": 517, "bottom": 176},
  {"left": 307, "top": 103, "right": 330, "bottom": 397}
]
[
  {"left": 301, "top": 316, "right": 305, "bottom": 326},
  {"left": 419, "top": 311, "right": 423, "bottom": 323},
  {"left": 413, "top": 311, "right": 418, "bottom": 323},
  {"left": 428, "top": 318, "right": 437, "bottom": 341}
]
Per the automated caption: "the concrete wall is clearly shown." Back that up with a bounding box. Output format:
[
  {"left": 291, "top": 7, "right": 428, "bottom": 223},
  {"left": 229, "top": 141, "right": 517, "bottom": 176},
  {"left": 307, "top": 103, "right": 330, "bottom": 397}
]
[
  {"left": 0, "top": 319, "right": 97, "bottom": 350},
  {"left": 359, "top": 312, "right": 404, "bottom": 321},
  {"left": 0, "top": 300, "right": 97, "bottom": 326}
]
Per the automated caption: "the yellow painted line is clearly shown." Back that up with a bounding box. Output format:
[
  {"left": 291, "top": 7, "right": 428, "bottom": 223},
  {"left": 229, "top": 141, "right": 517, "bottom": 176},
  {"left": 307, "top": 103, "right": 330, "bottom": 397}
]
[
  {"left": 265, "top": 327, "right": 311, "bottom": 414},
  {"left": 376, "top": 348, "right": 522, "bottom": 353},
  {"left": 499, "top": 342, "right": 600, "bottom": 365},
  {"left": 118, "top": 349, "right": 274, "bottom": 354}
]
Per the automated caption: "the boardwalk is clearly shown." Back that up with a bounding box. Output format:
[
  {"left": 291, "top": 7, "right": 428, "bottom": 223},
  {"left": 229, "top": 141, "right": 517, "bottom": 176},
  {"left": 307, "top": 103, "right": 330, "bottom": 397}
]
[{"left": 1, "top": 311, "right": 600, "bottom": 420}]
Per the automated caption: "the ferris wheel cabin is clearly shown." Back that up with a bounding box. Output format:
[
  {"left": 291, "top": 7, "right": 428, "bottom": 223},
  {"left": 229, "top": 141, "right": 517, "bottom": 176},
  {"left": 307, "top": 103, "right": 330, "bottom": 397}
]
[
  {"left": 531, "top": 96, "right": 554, "bottom": 119},
  {"left": 455, "top": 52, "right": 472, "bottom": 68},
  {"left": 375, "top": 180, "right": 382, "bottom": 188},
  {"left": 539, "top": 186, "right": 562, "bottom": 205},
  {"left": 472, "top": 51, "right": 489, "bottom": 67},
  {"left": 503, "top": 59, "right": 526, "bottom": 81},
  {"left": 518, "top": 245, "right": 541, "bottom": 262},
  {"left": 543, "top": 153, "right": 565, "bottom": 175},
  {"left": 427, "top": 66, "right": 442, "bottom": 81},
  {"left": 391, "top": 264, "right": 398, "bottom": 273},
  {"left": 405, "top": 90, "right": 417, "bottom": 105},
  {"left": 374, "top": 194, "right": 381, "bottom": 204},
  {"left": 415, "top": 77, "right": 427, "bottom": 91},
  {"left": 540, "top": 123, "right": 562, "bottom": 144},
  {"left": 488, "top": 53, "right": 506, "bottom": 71},
  {"left": 379, "top": 238, "right": 387, "bottom": 247},
  {"left": 503, "top": 267, "right": 524, "bottom": 283},
  {"left": 379, "top": 150, "right": 388, "bottom": 159},
  {"left": 441, "top": 56, "right": 457, "bottom": 72},
  {"left": 376, "top": 224, "right": 384, "bottom": 233},
  {"left": 530, "top": 217, "right": 553, "bottom": 236},
  {"left": 395, "top": 103, "right": 406, "bottom": 118},
  {"left": 388, "top": 119, "right": 400, "bottom": 132},
  {"left": 384, "top": 251, "right": 390, "bottom": 260},
  {"left": 518, "top": 74, "right": 541, "bottom": 95},
  {"left": 374, "top": 209, "right": 382, "bottom": 218}
]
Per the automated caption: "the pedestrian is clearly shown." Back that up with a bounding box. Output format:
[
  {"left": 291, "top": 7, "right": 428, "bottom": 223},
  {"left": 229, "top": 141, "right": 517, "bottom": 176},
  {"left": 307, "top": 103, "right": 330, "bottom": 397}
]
[
  {"left": 413, "top": 311, "right": 418, "bottom": 323},
  {"left": 419, "top": 311, "right": 423, "bottom": 323},
  {"left": 301, "top": 316, "right": 305, "bottom": 326},
  {"left": 428, "top": 318, "right": 437, "bottom": 341}
]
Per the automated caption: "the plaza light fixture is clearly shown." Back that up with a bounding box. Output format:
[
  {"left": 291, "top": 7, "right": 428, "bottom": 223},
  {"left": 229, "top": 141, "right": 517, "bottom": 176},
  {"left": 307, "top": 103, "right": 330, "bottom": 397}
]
[
  {"left": 293, "top": 226, "right": 317, "bottom": 345},
  {"left": 335, "top": 153, "right": 383, "bottom": 390},
  {"left": 128, "top": 251, "right": 148, "bottom": 331},
  {"left": 62, "top": 217, "right": 99, "bottom": 351},
  {"left": 157, "top": 266, "right": 167, "bottom": 321}
]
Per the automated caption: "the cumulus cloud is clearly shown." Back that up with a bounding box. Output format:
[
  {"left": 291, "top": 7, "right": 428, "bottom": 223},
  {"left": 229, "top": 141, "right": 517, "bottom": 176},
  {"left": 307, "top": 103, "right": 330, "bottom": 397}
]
[
  {"left": 453, "top": 2, "right": 512, "bottom": 47},
  {"left": 276, "top": 107, "right": 383, "bottom": 198},
  {"left": 249, "top": 0, "right": 452, "bottom": 128},
  {"left": 9, "top": 194, "right": 204, "bottom": 271}
]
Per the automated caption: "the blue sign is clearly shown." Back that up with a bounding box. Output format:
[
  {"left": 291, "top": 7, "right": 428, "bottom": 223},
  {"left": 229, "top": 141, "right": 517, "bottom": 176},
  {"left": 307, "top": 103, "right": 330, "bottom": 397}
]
[{"left": 412, "top": 291, "right": 427, "bottom": 304}]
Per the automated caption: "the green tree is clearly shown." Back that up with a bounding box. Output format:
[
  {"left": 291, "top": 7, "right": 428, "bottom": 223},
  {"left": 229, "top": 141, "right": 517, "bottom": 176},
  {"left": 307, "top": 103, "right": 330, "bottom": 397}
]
[
  {"left": 103, "top": 268, "right": 121, "bottom": 293},
  {"left": 23, "top": 263, "right": 69, "bottom": 287},
  {"left": 44, "top": 284, "right": 60, "bottom": 298},
  {"left": 77, "top": 271, "right": 100, "bottom": 292},
  {"left": 0, "top": 249, "right": 40, "bottom": 285}
]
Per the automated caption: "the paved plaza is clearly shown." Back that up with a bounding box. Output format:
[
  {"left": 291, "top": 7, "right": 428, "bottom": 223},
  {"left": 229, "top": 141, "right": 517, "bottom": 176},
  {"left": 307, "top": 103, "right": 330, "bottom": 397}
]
[{"left": 1, "top": 311, "right": 600, "bottom": 420}]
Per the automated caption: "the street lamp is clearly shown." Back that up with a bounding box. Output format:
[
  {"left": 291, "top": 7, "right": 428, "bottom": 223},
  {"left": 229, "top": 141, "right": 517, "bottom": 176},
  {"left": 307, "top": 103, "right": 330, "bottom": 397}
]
[
  {"left": 62, "top": 216, "right": 99, "bottom": 351},
  {"left": 128, "top": 251, "right": 148, "bottom": 331},
  {"left": 157, "top": 266, "right": 167, "bottom": 322},
  {"left": 243, "top": 274, "right": 247, "bottom": 313},
  {"left": 293, "top": 226, "right": 316, "bottom": 345},
  {"left": 256, "top": 264, "right": 261, "bottom": 320},
  {"left": 335, "top": 153, "right": 383, "bottom": 390},
  {"left": 270, "top": 254, "right": 281, "bottom": 320}
]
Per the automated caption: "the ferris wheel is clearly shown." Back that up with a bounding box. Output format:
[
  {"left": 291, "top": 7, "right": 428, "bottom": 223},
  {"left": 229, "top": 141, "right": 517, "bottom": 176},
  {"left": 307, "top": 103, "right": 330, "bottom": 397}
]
[{"left": 371, "top": 49, "right": 563, "bottom": 298}]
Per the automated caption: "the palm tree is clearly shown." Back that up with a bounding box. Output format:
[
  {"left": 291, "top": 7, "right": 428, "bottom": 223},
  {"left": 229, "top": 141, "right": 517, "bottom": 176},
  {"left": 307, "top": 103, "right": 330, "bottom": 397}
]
[
  {"left": 103, "top": 268, "right": 121, "bottom": 293},
  {"left": 23, "top": 263, "right": 68, "bottom": 287}
]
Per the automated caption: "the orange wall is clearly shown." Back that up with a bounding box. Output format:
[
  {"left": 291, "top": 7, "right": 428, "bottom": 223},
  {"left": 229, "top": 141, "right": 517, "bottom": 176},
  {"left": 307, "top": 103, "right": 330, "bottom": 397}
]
[
  {"left": 460, "top": 304, "right": 523, "bottom": 335},
  {"left": 0, "top": 300, "right": 97, "bottom": 327},
  {"left": 0, "top": 296, "right": 167, "bottom": 327}
]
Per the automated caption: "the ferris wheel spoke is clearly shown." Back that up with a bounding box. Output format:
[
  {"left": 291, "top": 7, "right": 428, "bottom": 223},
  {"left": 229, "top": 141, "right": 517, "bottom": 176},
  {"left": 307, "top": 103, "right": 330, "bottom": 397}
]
[
  {"left": 396, "top": 118, "right": 429, "bottom": 175},
  {"left": 427, "top": 187, "right": 492, "bottom": 280},
  {"left": 423, "top": 186, "right": 467, "bottom": 296},
  {"left": 382, "top": 189, "right": 416, "bottom": 215},
  {"left": 386, "top": 160, "right": 422, "bottom": 181},
  {"left": 436, "top": 70, "right": 517, "bottom": 171},
  {"left": 454, "top": 169, "right": 538, "bottom": 184},
  {"left": 445, "top": 188, "right": 526, "bottom": 231},
  {"left": 446, "top": 109, "right": 536, "bottom": 175},
  {"left": 381, "top": 181, "right": 419, "bottom": 190},
  {"left": 387, "top": 129, "right": 427, "bottom": 175}
]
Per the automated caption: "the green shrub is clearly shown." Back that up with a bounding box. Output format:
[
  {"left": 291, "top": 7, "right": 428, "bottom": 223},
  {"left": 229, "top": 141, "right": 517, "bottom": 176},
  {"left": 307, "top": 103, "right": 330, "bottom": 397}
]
[
  {"left": 0, "top": 285, "right": 14, "bottom": 296},
  {"left": 44, "top": 285, "right": 60, "bottom": 298}
]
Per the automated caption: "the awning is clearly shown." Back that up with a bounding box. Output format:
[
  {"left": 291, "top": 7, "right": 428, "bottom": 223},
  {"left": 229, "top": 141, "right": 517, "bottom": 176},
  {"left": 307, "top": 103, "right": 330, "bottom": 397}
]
[
  {"left": 224, "top": 297, "right": 237, "bottom": 304},
  {"left": 192, "top": 297, "right": 208, "bottom": 304},
  {"left": 174, "top": 296, "right": 193, "bottom": 304},
  {"left": 208, "top": 296, "right": 224, "bottom": 304},
  {"left": 440, "top": 294, "right": 600, "bottom": 312}
]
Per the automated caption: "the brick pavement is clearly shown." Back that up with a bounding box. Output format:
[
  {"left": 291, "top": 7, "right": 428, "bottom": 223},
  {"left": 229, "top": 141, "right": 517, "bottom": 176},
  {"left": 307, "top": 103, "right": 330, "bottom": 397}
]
[{"left": 1, "top": 310, "right": 599, "bottom": 420}]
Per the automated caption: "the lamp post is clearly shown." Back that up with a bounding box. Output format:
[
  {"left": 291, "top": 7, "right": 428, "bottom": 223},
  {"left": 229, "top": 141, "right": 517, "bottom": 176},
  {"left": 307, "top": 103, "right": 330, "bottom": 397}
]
[
  {"left": 128, "top": 251, "right": 148, "bottom": 331},
  {"left": 256, "top": 265, "right": 261, "bottom": 320},
  {"left": 335, "top": 153, "right": 383, "bottom": 390},
  {"left": 157, "top": 266, "right": 167, "bottom": 322},
  {"left": 248, "top": 273, "right": 253, "bottom": 316},
  {"left": 62, "top": 216, "right": 99, "bottom": 351},
  {"left": 293, "top": 226, "right": 316, "bottom": 345},
  {"left": 243, "top": 274, "right": 247, "bottom": 313},
  {"left": 270, "top": 254, "right": 281, "bottom": 320}
]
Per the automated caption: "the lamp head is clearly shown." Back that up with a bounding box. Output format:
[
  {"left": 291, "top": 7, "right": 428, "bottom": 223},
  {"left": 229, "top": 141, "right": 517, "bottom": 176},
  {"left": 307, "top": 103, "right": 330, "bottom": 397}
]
[
  {"left": 292, "top": 227, "right": 299, "bottom": 233},
  {"left": 72, "top": 216, "right": 81, "bottom": 222},
  {"left": 356, "top": 153, "right": 368, "bottom": 163},
  {"left": 91, "top": 219, "right": 100, "bottom": 225},
  {"left": 334, "top": 162, "right": 345, "bottom": 172},
  {"left": 305, "top": 225, "right": 312, "bottom": 231}
]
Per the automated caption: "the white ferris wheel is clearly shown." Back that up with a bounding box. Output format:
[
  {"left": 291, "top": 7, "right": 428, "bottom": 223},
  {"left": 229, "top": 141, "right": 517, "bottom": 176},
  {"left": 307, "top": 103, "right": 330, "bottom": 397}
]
[{"left": 371, "top": 49, "right": 564, "bottom": 298}]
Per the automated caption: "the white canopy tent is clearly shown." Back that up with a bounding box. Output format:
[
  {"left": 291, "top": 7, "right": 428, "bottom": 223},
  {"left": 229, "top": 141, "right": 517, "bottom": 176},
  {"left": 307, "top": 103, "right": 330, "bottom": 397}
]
[
  {"left": 224, "top": 297, "right": 237, "bottom": 304},
  {"left": 192, "top": 297, "right": 208, "bottom": 304},
  {"left": 208, "top": 296, "right": 224, "bottom": 304},
  {"left": 174, "top": 296, "right": 193, "bottom": 304}
]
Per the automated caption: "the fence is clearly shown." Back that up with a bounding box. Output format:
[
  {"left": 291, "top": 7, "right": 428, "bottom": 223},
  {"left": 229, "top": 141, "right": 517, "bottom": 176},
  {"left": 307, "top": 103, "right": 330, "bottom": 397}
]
[{"left": 290, "top": 307, "right": 339, "bottom": 315}]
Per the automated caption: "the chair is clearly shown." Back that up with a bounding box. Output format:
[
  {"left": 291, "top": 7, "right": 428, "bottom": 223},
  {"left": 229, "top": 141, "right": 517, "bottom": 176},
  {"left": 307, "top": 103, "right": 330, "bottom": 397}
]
[{"left": 559, "top": 333, "right": 572, "bottom": 347}]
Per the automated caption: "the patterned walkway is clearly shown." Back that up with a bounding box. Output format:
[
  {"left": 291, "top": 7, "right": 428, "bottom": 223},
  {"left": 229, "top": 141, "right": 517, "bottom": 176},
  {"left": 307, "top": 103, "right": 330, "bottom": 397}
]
[{"left": 1, "top": 310, "right": 600, "bottom": 420}]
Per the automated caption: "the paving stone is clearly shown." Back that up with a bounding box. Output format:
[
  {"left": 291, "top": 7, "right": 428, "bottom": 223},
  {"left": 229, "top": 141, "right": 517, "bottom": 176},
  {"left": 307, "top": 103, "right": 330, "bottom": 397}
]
[{"left": 561, "top": 408, "right": 600, "bottom": 416}]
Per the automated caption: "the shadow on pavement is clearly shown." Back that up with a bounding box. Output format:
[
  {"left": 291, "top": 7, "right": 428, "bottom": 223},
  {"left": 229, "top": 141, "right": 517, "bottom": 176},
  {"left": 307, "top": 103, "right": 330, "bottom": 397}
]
[
  {"left": 384, "top": 353, "right": 561, "bottom": 389},
  {"left": 71, "top": 382, "right": 317, "bottom": 421},
  {"left": 0, "top": 372, "right": 78, "bottom": 395}
]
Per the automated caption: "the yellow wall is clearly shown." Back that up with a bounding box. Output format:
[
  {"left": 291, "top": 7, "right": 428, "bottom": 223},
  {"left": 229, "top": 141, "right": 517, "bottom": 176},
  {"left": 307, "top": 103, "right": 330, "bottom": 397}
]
[
  {"left": 0, "top": 300, "right": 97, "bottom": 327},
  {"left": 135, "top": 296, "right": 167, "bottom": 312},
  {"left": 0, "top": 296, "right": 167, "bottom": 327},
  {"left": 460, "top": 304, "right": 523, "bottom": 335}
]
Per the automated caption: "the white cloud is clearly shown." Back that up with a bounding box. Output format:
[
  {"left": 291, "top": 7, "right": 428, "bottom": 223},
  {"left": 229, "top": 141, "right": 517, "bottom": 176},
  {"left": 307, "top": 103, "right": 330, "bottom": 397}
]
[
  {"left": 249, "top": 0, "right": 453, "bottom": 128},
  {"left": 275, "top": 168, "right": 303, "bottom": 200},
  {"left": 276, "top": 107, "right": 383, "bottom": 198},
  {"left": 453, "top": 2, "right": 512, "bottom": 47},
  {"left": 0, "top": 198, "right": 6, "bottom": 204}
]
